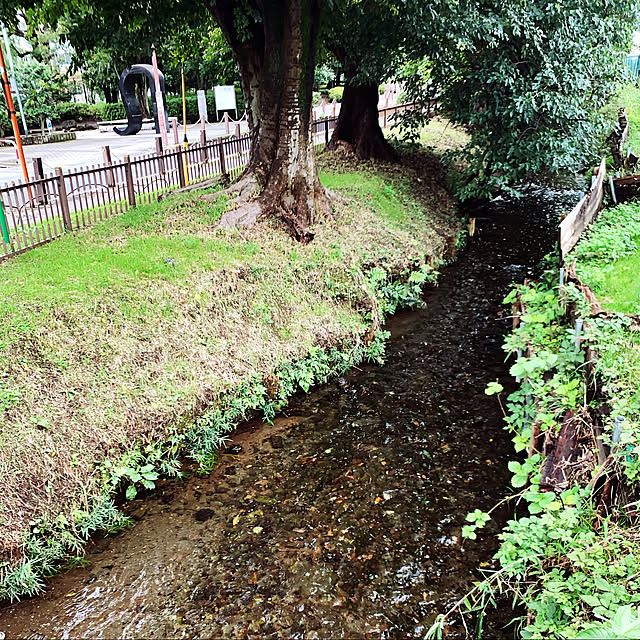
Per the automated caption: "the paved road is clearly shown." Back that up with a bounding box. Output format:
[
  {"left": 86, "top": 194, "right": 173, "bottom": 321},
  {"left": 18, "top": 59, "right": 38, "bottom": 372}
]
[{"left": 0, "top": 120, "right": 250, "bottom": 187}]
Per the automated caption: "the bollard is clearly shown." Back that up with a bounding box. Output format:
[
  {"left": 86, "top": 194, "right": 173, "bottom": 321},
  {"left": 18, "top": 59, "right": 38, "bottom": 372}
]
[
  {"left": 200, "top": 128, "right": 207, "bottom": 163},
  {"left": 172, "top": 118, "right": 179, "bottom": 145},
  {"left": 155, "top": 137, "right": 166, "bottom": 175},
  {"left": 32, "top": 157, "right": 46, "bottom": 204},
  {"left": 102, "top": 145, "right": 114, "bottom": 187}
]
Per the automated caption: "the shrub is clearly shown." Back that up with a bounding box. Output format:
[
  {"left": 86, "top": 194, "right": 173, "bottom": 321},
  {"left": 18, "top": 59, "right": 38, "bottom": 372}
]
[
  {"left": 328, "top": 86, "right": 344, "bottom": 102},
  {"left": 379, "top": 84, "right": 387, "bottom": 95},
  {"left": 99, "top": 102, "right": 126, "bottom": 122},
  {"left": 54, "top": 103, "right": 102, "bottom": 123}
]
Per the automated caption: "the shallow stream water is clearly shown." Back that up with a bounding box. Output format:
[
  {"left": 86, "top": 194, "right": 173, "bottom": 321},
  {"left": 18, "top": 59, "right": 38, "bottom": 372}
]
[{"left": 0, "top": 187, "right": 579, "bottom": 639}]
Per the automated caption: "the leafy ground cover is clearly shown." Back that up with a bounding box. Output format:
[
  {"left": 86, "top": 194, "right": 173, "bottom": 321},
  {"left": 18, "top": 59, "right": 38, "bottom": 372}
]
[
  {"left": 0, "top": 148, "right": 463, "bottom": 601},
  {"left": 427, "top": 192, "right": 640, "bottom": 637},
  {"left": 429, "top": 264, "right": 640, "bottom": 639}
]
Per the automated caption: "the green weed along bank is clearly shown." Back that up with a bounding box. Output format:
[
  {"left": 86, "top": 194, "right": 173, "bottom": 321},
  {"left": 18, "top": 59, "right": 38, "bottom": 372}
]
[{"left": 0, "top": 154, "right": 462, "bottom": 601}]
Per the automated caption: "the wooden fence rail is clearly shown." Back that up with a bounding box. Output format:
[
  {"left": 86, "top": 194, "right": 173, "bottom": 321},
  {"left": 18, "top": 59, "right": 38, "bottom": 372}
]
[
  {"left": 0, "top": 104, "right": 411, "bottom": 261},
  {"left": 558, "top": 157, "right": 607, "bottom": 265}
]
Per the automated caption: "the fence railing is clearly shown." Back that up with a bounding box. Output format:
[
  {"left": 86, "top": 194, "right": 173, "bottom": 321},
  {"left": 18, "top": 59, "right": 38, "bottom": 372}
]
[
  {"left": 0, "top": 103, "right": 412, "bottom": 261},
  {"left": 558, "top": 157, "right": 607, "bottom": 265}
]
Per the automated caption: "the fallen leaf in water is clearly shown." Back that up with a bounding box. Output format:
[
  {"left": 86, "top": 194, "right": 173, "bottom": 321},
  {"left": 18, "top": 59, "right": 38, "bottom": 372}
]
[
  {"left": 380, "top": 461, "right": 387, "bottom": 466},
  {"left": 65, "top": 592, "right": 76, "bottom": 597},
  {"left": 252, "top": 526, "right": 263, "bottom": 534},
  {"left": 249, "top": 572, "right": 258, "bottom": 584},
  {"left": 232, "top": 514, "right": 241, "bottom": 527},
  {"left": 375, "top": 497, "right": 383, "bottom": 503}
]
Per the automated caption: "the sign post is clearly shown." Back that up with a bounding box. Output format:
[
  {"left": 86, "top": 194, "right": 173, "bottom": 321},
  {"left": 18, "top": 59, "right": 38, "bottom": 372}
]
[{"left": 197, "top": 89, "right": 208, "bottom": 124}]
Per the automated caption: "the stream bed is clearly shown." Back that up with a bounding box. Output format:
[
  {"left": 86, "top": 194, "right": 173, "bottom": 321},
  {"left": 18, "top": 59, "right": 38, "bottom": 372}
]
[{"left": 0, "top": 187, "right": 578, "bottom": 639}]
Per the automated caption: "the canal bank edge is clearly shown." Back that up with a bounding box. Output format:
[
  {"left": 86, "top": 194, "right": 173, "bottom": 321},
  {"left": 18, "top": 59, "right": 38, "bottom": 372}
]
[{"left": 0, "top": 147, "right": 465, "bottom": 601}]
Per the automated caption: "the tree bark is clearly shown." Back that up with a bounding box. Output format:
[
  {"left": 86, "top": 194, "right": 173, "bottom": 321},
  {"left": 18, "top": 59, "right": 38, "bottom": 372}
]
[
  {"left": 327, "top": 82, "right": 398, "bottom": 161},
  {"left": 208, "top": 0, "right": 331, "bottom": 241}
]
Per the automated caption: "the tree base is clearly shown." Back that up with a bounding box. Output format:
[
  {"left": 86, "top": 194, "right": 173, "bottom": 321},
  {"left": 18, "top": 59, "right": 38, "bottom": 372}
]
[{"left": 326, "top": 83, "right": 399, "bottom": 162}]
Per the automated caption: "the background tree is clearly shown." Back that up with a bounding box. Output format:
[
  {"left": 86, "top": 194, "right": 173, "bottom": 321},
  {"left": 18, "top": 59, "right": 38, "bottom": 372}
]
[
  {"left": 322, "top": 0, "right": 403, "bottom": 160},
  {"left": 402, "top": 0, "right": 640, "bottom": 199}
]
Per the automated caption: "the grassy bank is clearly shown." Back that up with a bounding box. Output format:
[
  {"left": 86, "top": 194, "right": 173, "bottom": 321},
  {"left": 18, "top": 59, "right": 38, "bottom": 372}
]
[
  {"left": 573, "top": 200, "right": 640, "bottom": 313},
  {"left": 0, "top": 150, "right": 463, "bottom": 600}
]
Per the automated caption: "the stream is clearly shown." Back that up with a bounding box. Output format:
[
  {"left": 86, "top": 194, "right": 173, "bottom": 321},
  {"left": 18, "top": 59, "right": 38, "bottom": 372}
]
[{"left": 0, "top": 186, "right": 579, "bottom": 639}]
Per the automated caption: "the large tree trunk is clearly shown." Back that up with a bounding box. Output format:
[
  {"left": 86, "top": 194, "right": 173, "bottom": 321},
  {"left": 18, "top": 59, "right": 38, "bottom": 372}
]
[
  {"left": 209, "top": 0, "right": 331, "bottom": 241},
  {"left": 327, "top": 82, "right": 398, "bottom": 161}
]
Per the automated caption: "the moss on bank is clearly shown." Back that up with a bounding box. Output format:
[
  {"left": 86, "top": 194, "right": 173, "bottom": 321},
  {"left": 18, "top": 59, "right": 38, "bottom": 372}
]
[{"left": 0, "top": 151, "right": 462, "bottom": 600}]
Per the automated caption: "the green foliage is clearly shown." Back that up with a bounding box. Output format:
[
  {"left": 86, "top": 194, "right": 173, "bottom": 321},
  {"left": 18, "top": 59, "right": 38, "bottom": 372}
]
[
  {"left": 573, "top": 201, "right": 640, "bottom": 313},
  {"left": 451, "top": 270, "right": 640, "bottom": 638},
  {"left": 402, "top": 0, "right": 639, "bottom": 199},
  {"left": 54, "top": 102, "right": 102, "bottom": 122},
  {"left": 576, "top": 606, "right": 640, "bottom": 639},
  {"left": 0, "top": 498, "right": 130, "bottom": 602},
  {"left": 99, "top": 102, "right": 126, "bottom": 121},
  {"left": 314, "top": 64, "right": 335, "bottom": 90},
  {"left": 328, "top": 86, "right": 344, "bottom": 102},
  {"left": 461, "top": 508, "right": 490, "bottom": 540}
]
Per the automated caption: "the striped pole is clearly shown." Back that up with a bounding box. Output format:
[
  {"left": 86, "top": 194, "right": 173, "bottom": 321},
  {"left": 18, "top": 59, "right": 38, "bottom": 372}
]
[
  {"left": 0, "top": 38, "right": 28, "bottom": 183},
  {"left": 151, "top": 44, "right": 168, "bottom": 147},
  {"left": 181, "top": 62, "right": 189, "bottom": 185}
]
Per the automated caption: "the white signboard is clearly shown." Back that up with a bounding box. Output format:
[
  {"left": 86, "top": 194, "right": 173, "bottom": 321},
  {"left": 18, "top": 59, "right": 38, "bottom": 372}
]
[
  {"left": 197, "top": 89, "right": 208, "bottom": 122},
  {"left": 214, "top": 85, "right": 237, "bottom": 117}
]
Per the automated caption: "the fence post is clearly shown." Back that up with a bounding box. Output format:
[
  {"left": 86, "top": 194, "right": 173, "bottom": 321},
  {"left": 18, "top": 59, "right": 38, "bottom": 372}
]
[
  {"left": 219, "top": 140, "right": 227, "bottom": 176},
  {"left": 33, "top": 157, "right": 46, "bottom": 204},
  {"left": 123, "top": 155, "right": 136, "bottom": 207},
  {"left": 155, "top": 137, "right": 166, "bottom": 175},
  {"left": 200, "top": 128, "right": 207, "bottom": 163},
  {"left": 55, "top": 167, "right": 72, "bottom": 231},
  {"left": 102, "top": 145, "right": 114, "bottom": 187},
  {"left": 224, "top": 112, "right": 230, "bottom": 134},
  {"left": 383, "top": 108, "right": 387, "bottom": 129},
  {"left": 235, "top": 123, "right": 241, "bottom": 138},
  {"left": 325, "top": 119, "right": 329, "bottom": 146},
  {"left": 176, "top": 147, "right": 186, "bottom": 188}
]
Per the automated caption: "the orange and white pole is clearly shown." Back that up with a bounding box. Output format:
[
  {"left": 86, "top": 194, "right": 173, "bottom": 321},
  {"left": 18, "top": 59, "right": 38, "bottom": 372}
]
[
  {"left": 151, "top": 44, "right": 169, "bottom": 148},
  {"left": 0, "top": 37, "right": 28, "bottom": 182}
]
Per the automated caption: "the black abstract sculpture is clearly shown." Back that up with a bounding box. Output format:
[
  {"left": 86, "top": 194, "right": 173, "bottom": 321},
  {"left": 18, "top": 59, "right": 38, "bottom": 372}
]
[{"left": 114, "top": 64, "right": 169, "bottom": 136}]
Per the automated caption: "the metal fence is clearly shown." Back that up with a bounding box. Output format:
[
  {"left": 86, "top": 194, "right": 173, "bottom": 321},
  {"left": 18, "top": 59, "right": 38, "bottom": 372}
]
[{"left": 0, "top": 104, "right": 412, "bottom": 260}]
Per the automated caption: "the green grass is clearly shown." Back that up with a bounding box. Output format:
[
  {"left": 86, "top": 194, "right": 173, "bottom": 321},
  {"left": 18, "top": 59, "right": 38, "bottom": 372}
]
[
  {"left": 620, "top": 83, "right": 640, "bottom": 153},
  {"left": 320, "top": 171, "right": 413, "bottom": 226},
  {"left": 0, "top": 150, "right": 462, "bottom": 601},
  {"left": 574, "top": 200, "right": 640, "bottom": 313}
]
